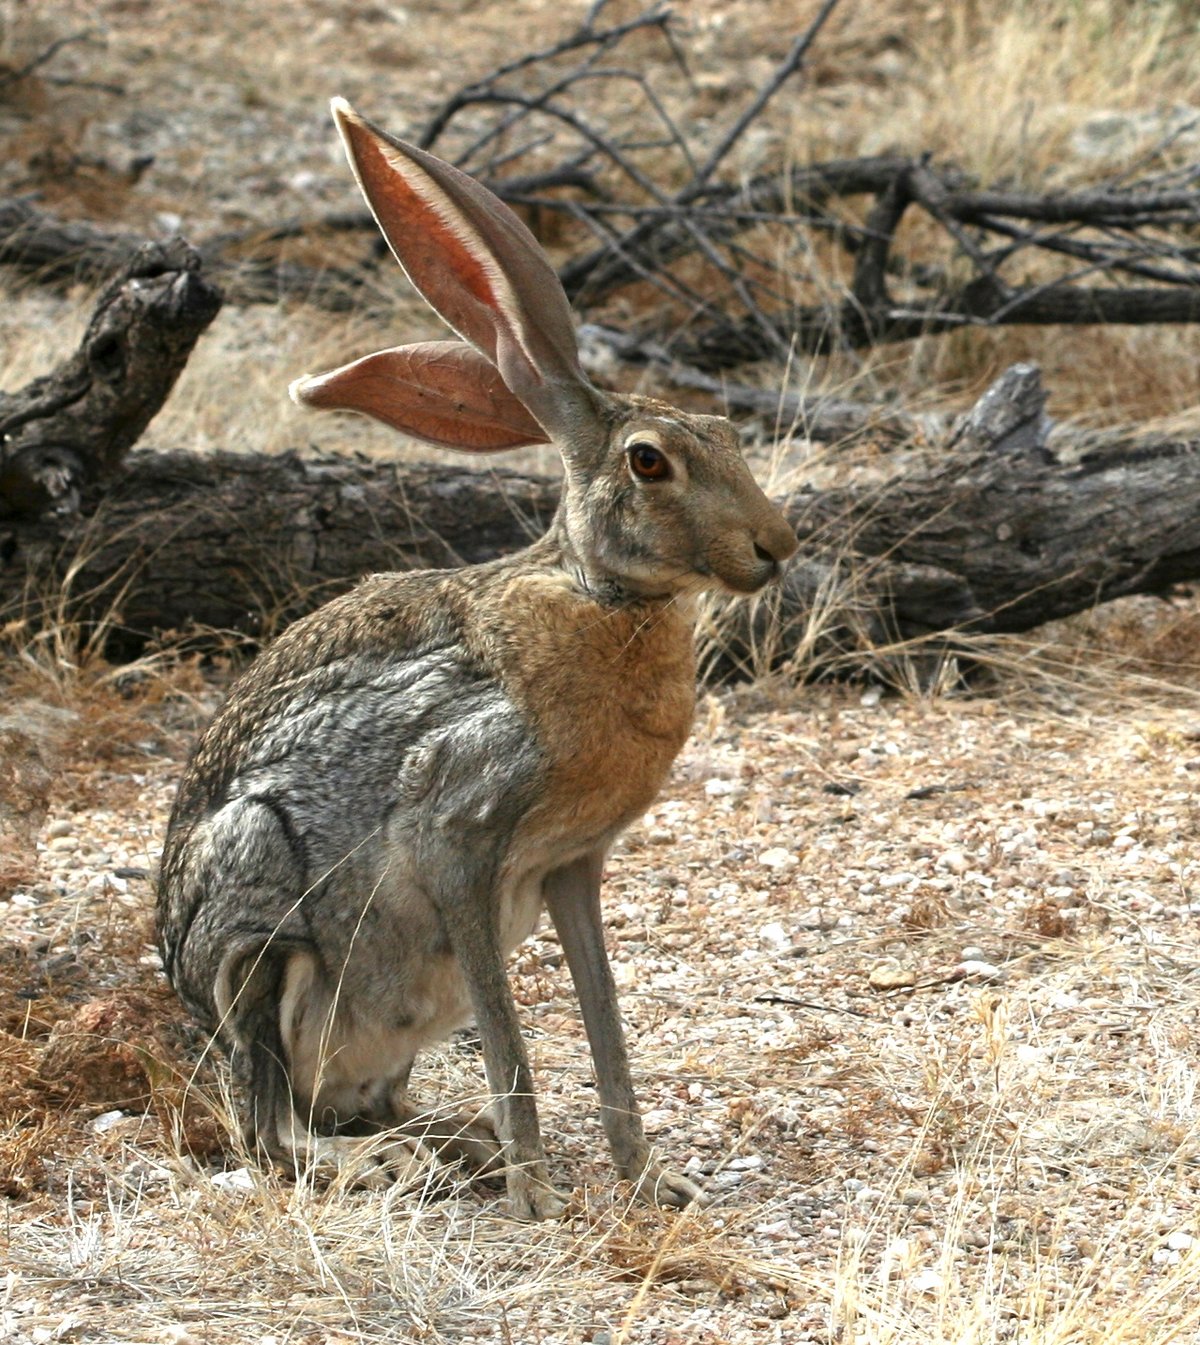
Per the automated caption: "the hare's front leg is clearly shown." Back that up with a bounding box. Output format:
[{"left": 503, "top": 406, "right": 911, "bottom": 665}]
[
  {"left": 429, "top": 867, "right": 567, "bottom": 1221},
  {"left": 544, "top": 853, "right": 706, "bottom": 1209}
]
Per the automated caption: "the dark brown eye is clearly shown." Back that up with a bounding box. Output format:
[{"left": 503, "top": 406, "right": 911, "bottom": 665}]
[{"left": 628, "top": 442, "right": 671, "bottom": 481}]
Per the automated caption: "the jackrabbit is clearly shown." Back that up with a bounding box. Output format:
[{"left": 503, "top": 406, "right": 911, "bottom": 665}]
[{"left": 157, "top": 99, "right": 797, "bottom": 1220}]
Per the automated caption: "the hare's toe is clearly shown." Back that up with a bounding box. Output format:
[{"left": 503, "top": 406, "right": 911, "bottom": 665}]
[
  {"left": 313, "top": 1133, "right": 450, "bottom": 1194},
  {"left": 506, "top": 1167, "right": 570, "bottom": 1221},
  {"left": 265, "top": 1125, "right": 430, "bottom": 1191},
  {"left": 631, "top": 1162, "right": 707, "bottom": 1210},
  {"left": 385, "top": 1098, "right": 504, "bottom": 1177},
  {"left": 374, "top": 1134, "right": 445, "bottom": 1192}
]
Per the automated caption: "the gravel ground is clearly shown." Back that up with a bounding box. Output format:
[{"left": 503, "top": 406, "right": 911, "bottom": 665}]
[{"left": 3, "top": 642, "right": 1200, "bottom": 1343}]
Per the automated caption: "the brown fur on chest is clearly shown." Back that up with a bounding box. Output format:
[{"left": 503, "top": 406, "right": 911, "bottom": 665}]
[{"left": 475, "top": 572, "right": 696, "bottom": 848}]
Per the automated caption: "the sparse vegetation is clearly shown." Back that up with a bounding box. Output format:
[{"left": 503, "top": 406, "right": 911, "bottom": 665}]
[{"left": 4, "top": 2, "right": 1200, "bottom": 1342}]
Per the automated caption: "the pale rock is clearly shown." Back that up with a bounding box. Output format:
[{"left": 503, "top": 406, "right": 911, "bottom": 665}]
[
  {"left": 759, "top": 920, "right": 791, "bottom": 949},
  {"left": 211, "top": 1168, "right": 255, "bottom": 1191},
  {"left": 869, "top": 962, "right": 917, "bottom": 991},
  {"left": 958, "top": 959, "right": 1004, "bottom": 982},
  {"left": 909, "top": 1268, "right": 944, "bottom": 1295},
  {"left": 758, "top": 847, "right": 795, "bottom": 869}
]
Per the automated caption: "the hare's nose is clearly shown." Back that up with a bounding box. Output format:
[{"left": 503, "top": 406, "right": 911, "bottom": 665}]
[{"left": 756, "top": 515, "right": 799, "bottom": 566}]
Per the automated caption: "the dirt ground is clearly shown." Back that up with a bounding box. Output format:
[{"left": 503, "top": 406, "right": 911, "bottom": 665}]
[
  {"left": 4, "top": 2, "right": 1200, "bottom": 1342},
  {"left": 3, "top": 630, "right": 1200, "bottom": 1342}
]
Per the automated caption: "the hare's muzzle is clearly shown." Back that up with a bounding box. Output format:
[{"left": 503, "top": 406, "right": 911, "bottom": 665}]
[
  {"left": 752, "top": 542, "right": 784, "bottom": 585},
  {"left": 749, "top": 509, "right": 799, "bottom": 587}
]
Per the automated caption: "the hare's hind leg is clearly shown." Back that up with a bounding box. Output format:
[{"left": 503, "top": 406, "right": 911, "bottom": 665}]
[
  {"left": 544, "top": 853, "right": 706, "bottom": 1209},
  {"left": 213, "top": 941, "right": 298, "bottom": 1161},
  {"left": 215, "top": 944, "right": 436, "bottom": 1189},
  {"left": 278, "top": 949, "right": 503, "bottom": 1179}
]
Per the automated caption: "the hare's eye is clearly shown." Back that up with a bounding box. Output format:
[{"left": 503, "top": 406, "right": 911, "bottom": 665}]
[{"left": 628, "top": 442, "right": 671, "bottom": 481}]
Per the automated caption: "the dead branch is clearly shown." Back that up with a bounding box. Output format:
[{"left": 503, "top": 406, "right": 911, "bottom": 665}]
[
  {"left": 10, "top": 6, "right": 1200, "bottom": 383},
  {"left": 0, "top": 239, "right": 221, "bottom": 519},
  {"left": 577, "top": 323, "right": 936, "bottom": 444},
  {"left": 415, "top": 1, "right": 677, "bottom": 154},
  {"left": 0, "top": 31, "right": 96, "bottom": 94}
]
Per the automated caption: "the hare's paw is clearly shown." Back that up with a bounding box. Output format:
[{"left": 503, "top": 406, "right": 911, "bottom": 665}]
[
  {"left": 506, "top": 1167, "right": 570, "bottom": 1221},
  {"left": 269, "top": 1128, "right": 440, "bottom": 1192},
  {"left": 375, "top": 1135, "right": 445, "bottom": 1193},
  {"left": 631, "top": 1161, "right": 707, "bottom": 1210},
  {"left": 424, "top": 1109, "right": 504, "bottom": 1177},
  {"left": 388, "top": 1097, "right": 505, "bottom": 1177},
  {"left": 324, "top": 1134, "right": 444, "bottom": 1193},
  {"left": 446, "top": 1112, "right": 505, "bottom": 1177}
]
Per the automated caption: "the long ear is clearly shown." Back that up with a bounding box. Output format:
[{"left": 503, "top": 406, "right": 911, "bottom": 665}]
[
  {"left": 290, "top": 341, "right": 551, "bottom": 451},
  {"left": 331, "top": 98, "right": 599, "bottom": 442}
]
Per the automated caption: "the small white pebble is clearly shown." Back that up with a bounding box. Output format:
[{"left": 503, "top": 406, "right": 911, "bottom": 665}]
[
  {"left": 211, "top": 1168, "right": 255, "bottom": 1192},
  {"left": 759, "top": 921, "right": 791, "bottom": 949},
  {"left": 92, "top": 1110, "right": 128, "bottom": 1134},
  {"left": 704, "top": 778, "right": 736, "bottom": 797},
  {"left": 1167, "top": 1230, "right": 1194, "bottom": 1252},
  {"left": 758, "top": 847, "right": 796, "bottom": 870},
  {"left": 86, "top": 873, "right": 128, "bottom": 895},
  {"left": 958, "top": 959, "right": 1004, "bottom": 982},
  {"left": 909, "top": 1268, "right": 944, "bottom": 1295}
]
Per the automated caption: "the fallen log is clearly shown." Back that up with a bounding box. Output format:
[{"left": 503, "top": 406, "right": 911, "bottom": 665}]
[{"left": 1, "top": 366, "right": 1197, "bottom": 673}]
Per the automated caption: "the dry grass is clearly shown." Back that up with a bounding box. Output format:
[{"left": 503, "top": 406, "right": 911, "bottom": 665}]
[{"left": 5, "top": 2, "right": 1200, "bottom": 1342}]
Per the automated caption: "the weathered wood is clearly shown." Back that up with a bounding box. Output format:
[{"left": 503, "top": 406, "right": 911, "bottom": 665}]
[
  {"left": 0, "top": 238, "right": 221, "bottom": 519},
  {"left": 787, "top": 364, "right": 1200, "bottom": 637},
  {"left": 578, "top": 323, "right": 938, "bottom": 445},
  {"left": 2, "top": 366, "right": 1198, "bottom": 672},
  {"left": 2, "top": 452, "right": 561, "bottom": 647}
]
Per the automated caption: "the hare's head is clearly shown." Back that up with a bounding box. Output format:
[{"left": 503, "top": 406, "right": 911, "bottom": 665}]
[{"left": 292, "top": 101, "right": 796, "bottom": 600}]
